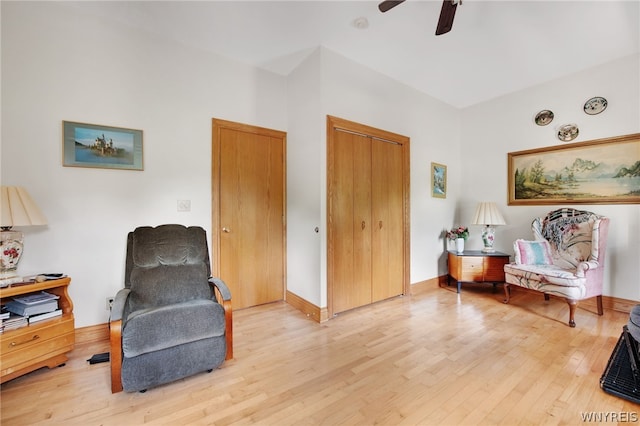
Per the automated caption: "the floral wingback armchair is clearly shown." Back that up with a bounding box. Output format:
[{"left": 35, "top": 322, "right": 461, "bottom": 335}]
[{"left": 503, "top": 208, "right": 610, "bottom": 327}]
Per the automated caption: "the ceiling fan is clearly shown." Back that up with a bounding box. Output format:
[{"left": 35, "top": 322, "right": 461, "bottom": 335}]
[{"left": 378, "top": 0, "right": 461, "bottom": 36}]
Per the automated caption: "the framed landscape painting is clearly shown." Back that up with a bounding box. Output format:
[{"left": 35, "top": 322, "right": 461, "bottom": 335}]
[
  {"left": 63, "top": 121, "right": 143, "bottom": 170},
  {"left": 508, "top": 133, "right": 640, "bottom": 205},
  {"left": 431, "top": 162, "right": 447, "bottom": 198}
]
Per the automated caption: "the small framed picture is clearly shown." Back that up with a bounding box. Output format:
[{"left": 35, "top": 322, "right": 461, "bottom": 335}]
[
  {"left": 63, "top": 121, "right": 143, "bottom": 170},
  {"left": 431, "top": 162, "right": 447, "bottom": 198}
]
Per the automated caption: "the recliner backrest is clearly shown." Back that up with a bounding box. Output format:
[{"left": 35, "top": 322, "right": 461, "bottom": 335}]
[{"left": 125, "top": 225, "right": 213, "bottom": 312}]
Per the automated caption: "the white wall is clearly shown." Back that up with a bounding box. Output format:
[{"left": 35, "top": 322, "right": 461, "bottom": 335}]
[
  {"left": 461, "top": 54, "right": 640, "bottom": 300},
  {"left": 2, "top": 2, "right": 638, "bottom": 329},
  {"left": 286, "top": 49, "right": 323, "bottom": 305},
  {"left": 1, "top": 2, "right": 287, "bottom": 327},
  {"left": 284, "top": 47, "right": 462, "bottom": 308},
  {"left": 319, "top": 48, "right": 462, "bottom": 306}
]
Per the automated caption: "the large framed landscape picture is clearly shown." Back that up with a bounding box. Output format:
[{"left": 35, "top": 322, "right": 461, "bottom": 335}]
[
  {"left": 508, "top": 133, "right": 640, "bottom": 205},
  {"left": 63, "top": 121, "right": 143, "bottom": 170}
]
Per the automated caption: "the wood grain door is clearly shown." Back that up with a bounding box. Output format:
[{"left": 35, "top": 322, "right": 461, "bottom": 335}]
[
  {"left": 212, "top": 119, "right": 286, "bottom": 310},
  {"left": 371, "top": 139, "right": 404, "bottom": 302},
  {"left": 328, "top": 116, "right": 410, "bottom": 317},
  {"left": 330, "top": 129, "right": 372, "bottom": 314}
]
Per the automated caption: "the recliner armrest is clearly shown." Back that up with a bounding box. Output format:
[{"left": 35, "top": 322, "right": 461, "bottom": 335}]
[
  {"left": 208, "top": 277, "right": 231, "bottom": 301},
  {"left": 110, "top": 288, "right": 129, "bottom": 394},
  {"left": 110, "top": 288, "right": 131, "bottom": 322},
  {"left": 208, "top": 276, "right": 233, "bottom": 360}
]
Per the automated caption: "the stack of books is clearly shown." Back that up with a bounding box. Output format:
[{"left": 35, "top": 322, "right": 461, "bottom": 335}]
[
  {"left": 1, "top": 312, "right": 28, "bottom": 333},
  {"left": 3, "top": 291, "right": 62, "bottom": 326}
]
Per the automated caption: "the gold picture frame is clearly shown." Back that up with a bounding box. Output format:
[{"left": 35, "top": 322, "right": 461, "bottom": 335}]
[
  {"left": 431, "top": 162, "right": 447, "bottom": 199},
  {"left": 508, "top": 133, "right": 640, "bottom": 205}
]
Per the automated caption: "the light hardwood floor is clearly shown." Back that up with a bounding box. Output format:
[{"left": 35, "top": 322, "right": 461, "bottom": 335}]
[{"left": 1, "top": 284, "right": 638, "bottom": 425}]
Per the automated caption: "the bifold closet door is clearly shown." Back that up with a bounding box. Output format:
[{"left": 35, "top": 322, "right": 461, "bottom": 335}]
[
  {"left": 371, "top": 139, "right": 404, "bottom": 302},
  {"left": 331, "top": 130, "right": 372, "bottom": 314},
  {"left": 328, "top": 116, "right": 409, "bottom": 317}
]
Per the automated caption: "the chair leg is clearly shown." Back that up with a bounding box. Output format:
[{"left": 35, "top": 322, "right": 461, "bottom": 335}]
[
  {"left": 544, "top": 293, "right": 550, "bottom": 301},
  {"left": 503, "top": 283, "right": 510, "bottom": 304},
  {"left": 596, "top": 295, "right": 604, "bottom": 315},
  {"left": 567, "top": 299, "right": 577, "bottom": 328}
]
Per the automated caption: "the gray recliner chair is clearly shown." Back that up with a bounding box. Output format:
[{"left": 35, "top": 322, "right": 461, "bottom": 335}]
[{"left": 109, "top": 224, "right": 232, "bottom": 393}]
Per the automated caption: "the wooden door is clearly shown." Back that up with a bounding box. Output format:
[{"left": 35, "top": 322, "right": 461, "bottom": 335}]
[
  {"left": 212, "top": 119, "right": 286, "bottom": 310},
  {"left": 328, "top": 116, "right": 410, "bottom": 317},
  {"left": 371, "top": 139, "right": 404, "bottom": 302},
  {"left": 330, "top": 130, "right": 372, "bottom": 314}
]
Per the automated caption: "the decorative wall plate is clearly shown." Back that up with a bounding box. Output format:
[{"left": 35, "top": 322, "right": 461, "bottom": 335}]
[
  {"left": 583, "top": 96, "right": 607, "bottom": 115},
  {"left": 534, "top": 110, "right": 554, "bottom": 126},
  {"left": 557, "top": 124, "right": 579, "bottom": 142}
]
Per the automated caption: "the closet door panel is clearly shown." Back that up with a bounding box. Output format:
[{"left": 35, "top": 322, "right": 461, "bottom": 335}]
[
  {"left": 331, "top": 130, "right": 372, "bottom": 314},
  {"left": 371, "top": 139, "right": 404, "bottom": 302},
  {"left": 328, "top": 115, "right": 409, "bottom": 317}
]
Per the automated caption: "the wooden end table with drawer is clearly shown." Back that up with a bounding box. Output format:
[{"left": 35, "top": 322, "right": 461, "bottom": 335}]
[
  {"left": 1, "top": 277, "right": 75, "bottom": 383},
  {"left": 447, "top": 250, "right": 510, "bottom": 293}
]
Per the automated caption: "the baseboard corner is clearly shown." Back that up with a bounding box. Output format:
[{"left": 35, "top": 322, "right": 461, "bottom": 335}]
[{"left": 286, "top": 290, "right": 327, "bottom": 323}]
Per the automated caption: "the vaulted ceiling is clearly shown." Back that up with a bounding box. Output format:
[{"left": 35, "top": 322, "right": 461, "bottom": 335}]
[{"left": 65, "top": 1, "right": 639, "bottom": 108}]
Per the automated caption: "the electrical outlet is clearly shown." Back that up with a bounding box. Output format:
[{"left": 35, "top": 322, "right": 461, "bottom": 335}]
[{"left": 106, "top": 297, "right": 115, "bottom": 310}]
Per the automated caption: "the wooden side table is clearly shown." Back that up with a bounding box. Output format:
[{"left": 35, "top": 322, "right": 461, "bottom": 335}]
[
  {"left": 0, "top": 277, "right": 75, "bottom": 383},
  {"left": 447, "top": 250, "right": 510, "bottom": 293}
]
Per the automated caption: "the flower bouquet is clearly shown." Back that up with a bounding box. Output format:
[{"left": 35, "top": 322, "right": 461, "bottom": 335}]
[{"left": 447, "top": 226, "right": 469, "bottom": 241}]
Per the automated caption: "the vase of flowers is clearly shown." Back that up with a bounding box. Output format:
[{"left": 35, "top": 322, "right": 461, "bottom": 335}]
[{"left": 447, "top": 226, "right": 469, "bottom": 253}]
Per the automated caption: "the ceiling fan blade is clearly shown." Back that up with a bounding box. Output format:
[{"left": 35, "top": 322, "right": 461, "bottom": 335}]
[
  {"left": 378, "top": 0, "right": 406, "bottom": 13},
  {"left": 435, "top": 0, "right": 458, "bottom": 35}
]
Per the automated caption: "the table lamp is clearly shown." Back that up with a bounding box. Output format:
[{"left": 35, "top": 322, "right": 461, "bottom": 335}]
[
  {"left": 0, "top": 186, "right": 47, "bottom": 285},
  {"left": 472, "top": 202, "right": 506, "bottom": 253}
]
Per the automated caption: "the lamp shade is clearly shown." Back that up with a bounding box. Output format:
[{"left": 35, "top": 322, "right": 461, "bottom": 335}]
[
  {"left": 0, "top": 186, "right": 47, "bottom": 228},
  {"left": 471, "top": 202, "right": 506, "bottom": 226}
]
